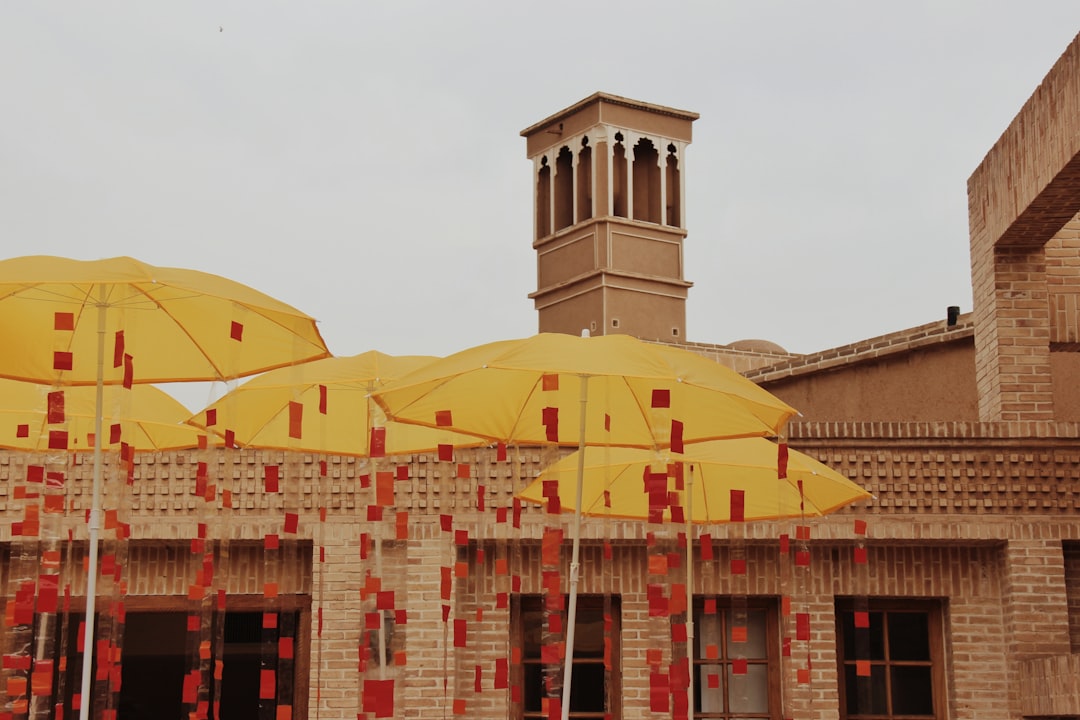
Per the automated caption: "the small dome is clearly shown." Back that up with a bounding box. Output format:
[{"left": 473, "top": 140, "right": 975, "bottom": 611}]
[{"left": 727, "top": 338, "right": 789, "bottom": 354}]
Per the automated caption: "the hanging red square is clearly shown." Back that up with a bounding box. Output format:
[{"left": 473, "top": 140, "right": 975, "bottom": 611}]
[
  {"left": 48, "top": 430, "right": 68, "bottom": 450},
  {"left": 53, "top": 351, "right": 73, "bottom": 371},
  {"left": 438, "top": 444, "right": 453, "bottom": 462},
  {"left": 287, "top": 401, "right": 303, "bottom": 439},
  {"left": 230, "top": 321, "right": 244, "bottom": 341},
  {"left": 110, "top": 424, "right": 121, "bottom": 444},
  {"left": 542, "top": 406, "right": 558, "bottom": 442},
  {"left": 318, "top": 384, "right": 328, "bottom": 414},
  {"left": 47, "top": 391, "right": 65, "bottom": 424},
  {"left": 122, "top": 353, "right": 134, "bottom": 388},
  {"left": 54, "top": 312, "right": 74, "bottom": 330},
  {"left": 730, "top": 489, "right": 745, "bottom": 522},
  {"left": 264, "top": 466, "right": 280, "bottom": 493},
  {"left": 369, "top": 427, "right": 386, "bottom": 458},
  {"left": 651, "top": 389, "right": 670, "bottom": 408},
  {"left": 284, "top": 513, "right": 298, "bottom": 534},
  {"left": 259, "top": 669, "right": 275, "bottom": 699},
  {"left": 362, "top": 679, "right": 394, "bottom": 719},
  {"left": 205, "top": 408, "right": 217, "bottom": 426},
  {"left": 854, "top": 519, "right": 868, "bottom": 535},
  {"left": 854, "top": 547, "right": 868, "bottom": 564},
  {"left": 497, "top": 442, "right": 507, "bottom": 461},
  {"left": 854, "top": 611, "right": 870, "bottom": 628},
  {"left": 112, "top": 331, "right": 125, "bottom": 368},
  {"left": 541, "top": 373, "right": 559, "bottom": 391},
  {"left": 435, "top": 410, "right": 453, "bottom": 427},
  {"left": 670, "top": 419, "right": 684, "bottom": 453},
  {"left": 795, "top": 612, "right": 810, "bottom": 641},
  {"left": 700, "top": 533, "right": 713, "bottom": 561},
  {"left": 778, "top": 442, "right": 789, "bottom": 479},
  {"left": 16, "top": 424, "right": 29, "bottom": 438}
]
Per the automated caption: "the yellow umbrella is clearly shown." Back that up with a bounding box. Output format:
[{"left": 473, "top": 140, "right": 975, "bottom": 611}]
[
  {"left": 0, "top": 379, "right": 204, "bottom": 452},
  {"left": 0, "top": 255, "right": 330, "bottom": 720},
  {"left": 372, "top": 332, "right": 797, "bottom": 720},
  {"left": 0, "top": 255, "right": 329, "bottom": 385},
  {"left": 517, "top": 438, "right": 870, "bottom": 522},
  {"left": 190, "top": 351, "right": 488, "bottom": 456},
  {"left": 517, "top": 438, "right": 871, "bottom": 713}
]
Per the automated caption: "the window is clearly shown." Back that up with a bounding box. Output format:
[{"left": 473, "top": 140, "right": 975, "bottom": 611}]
[
  {"left": 26, "top": 604, "right": 306, "bottom": 720},
  {"left": 514, "top": 594, "right": 620, "bottom": 719},
  {"left": 692, "top": 599, "right": 780, "bottom": 720},
  {"left": 835, "top": 599, "right": 946, "bottom": 719}
]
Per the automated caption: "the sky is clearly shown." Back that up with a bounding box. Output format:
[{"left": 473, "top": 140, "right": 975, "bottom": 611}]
[{"left": 2, "top": 3, "right": 1079, "bottom": 410}]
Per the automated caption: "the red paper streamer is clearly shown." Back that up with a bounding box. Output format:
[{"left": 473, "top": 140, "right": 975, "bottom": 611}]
[
  {"left": 370, "top": 427, "right": 386, "bottom": 458},
  {"left": 288, "top": 401, "right": 303, "bottom": 439},
  {"left": 230, "top": 321, "right": 244, "bottom": 341},
  {"left": 47, "top": 391, "right": 65, "bottom": 424},
  {"left": 54, "top": 312, "right": 74, "bottom": 330},
  {"left": 651, "top": 388, "right": 670, "bottom": 408},
  {"left": 730, "top": 489, "right": 745, "bottom": 522},
  {"left": 264, "top": 466, "right": 280, "bottom": 493}
]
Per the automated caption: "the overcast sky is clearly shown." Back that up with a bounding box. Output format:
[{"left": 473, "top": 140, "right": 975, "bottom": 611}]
[{"left": 3, "top": 3, "right": 1079, "bottom": 408}]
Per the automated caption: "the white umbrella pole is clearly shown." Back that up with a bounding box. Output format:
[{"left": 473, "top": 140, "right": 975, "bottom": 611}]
[
  {"left": 686, "top": 464, "right": 695, "bottom": 719},
  {"left": 560, "top": 375, "right": 589, "bottom": 720},
  {"left": 78, "top": 290, "right": 107, "bottom": 720}
]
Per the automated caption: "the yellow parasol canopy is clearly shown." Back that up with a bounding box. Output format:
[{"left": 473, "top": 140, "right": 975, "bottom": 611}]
[
  {"left": 0, "top": 254, "right": 331, "bottom": 720},
  {"left": 372, "top": 333, "right": 796, "bottom": 448},
  {"left": 190, "top": 350, "right": 489, "bottom": 456},
  {"left": 372, "top": 332, "right": 798, "bottom": 720},
  {"left": 0, "top": 379, "right": 204, "bottom": 452},
  {"left": 0, "top": 255, "right": 330, "bottom": 385},
  {"left": 517, "top": 438, "right": 871, "bottom": 522}
]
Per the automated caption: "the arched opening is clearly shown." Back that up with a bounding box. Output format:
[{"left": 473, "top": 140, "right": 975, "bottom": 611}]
[
  {"left": 577, "top": 139, "right": 593, "bottom": 223},
  {"left": 536, "top": 157, "right": 551, "bottom": 239},
  {"left": 612, "top": 135, "right": 627, "bottom": 218},
  {"left": 666, "top": 144, "right": 681, "bottom": 227},
  {"left": 554, "top": 146, "right": 574, "bottom": 231},
  {"left": 632, "top": 138, "right": 661, "bottom": 224}
]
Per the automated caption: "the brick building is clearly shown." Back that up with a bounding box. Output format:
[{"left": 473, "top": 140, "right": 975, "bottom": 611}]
[{"left": 2, "top": 29, "right": 1080, "bottom": 720}]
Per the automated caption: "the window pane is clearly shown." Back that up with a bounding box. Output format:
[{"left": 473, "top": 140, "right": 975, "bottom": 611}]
[
  {"left": 888, "top": 613, "right": 931, "bottom": 661},
  {"left": 890, "top": 665, "right": 934, "bottom": 715},
  {"left": 733, "top": 609, "right": 768, "bottom": 658},
  {"left": 574, "top": 610, "right": 605, "bottom": 659},
  {"left": 697, "top": 613, "right": 722, "bottom": 656},
  {"left": 569, "top": 663, "right": 606, "bottom": 712},
  {"left": 696, "top": 664, "right": 724, "bottom": 713},
  {"left": 728, "top": 664, "right": 769, "bottom": 714},
  {"left": 522, "top": 607, "right": 545, "bottom": 660},
  {"left": 523, "top": 663, "right": 545, "bottom": 713},
  {"left": 844, "top": 663, "right": 887, "bottom": 716}
]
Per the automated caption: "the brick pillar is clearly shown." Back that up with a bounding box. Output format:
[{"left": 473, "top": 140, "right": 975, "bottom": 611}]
[
  {"left": 1001, "top": 539, "right": 1071, "bottom": 713},
  {"left": 403, "top": 525, "right": 452, "bottom": 719},
  {"left": 970, "top": 242, "right": 1055, "bottom": 421}
]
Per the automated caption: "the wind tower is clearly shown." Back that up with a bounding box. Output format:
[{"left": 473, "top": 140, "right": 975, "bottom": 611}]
[{"left": 521, "top": 93, "right": 699, "bottom": 340}]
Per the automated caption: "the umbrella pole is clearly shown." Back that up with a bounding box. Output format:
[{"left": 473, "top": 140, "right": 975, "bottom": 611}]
[
  {"left": 686, "top": 464, "right": 695, "bottom": 719},
  {"left": 560, "top": 375, "right": 589, "bottom": 720},
  {"left": 78, "top": 290, "right": 107, "bottom": 720}
]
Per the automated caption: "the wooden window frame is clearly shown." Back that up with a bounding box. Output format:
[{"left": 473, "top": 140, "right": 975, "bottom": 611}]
[
  {"left": 835, "top": 598, "right": 947, "bottom": 720},
  {"left": 691, "top": 597, "right": 781, "bottom": 720},
  {"left": 511, "top": 593, "right": 621, "bottom": 720}
]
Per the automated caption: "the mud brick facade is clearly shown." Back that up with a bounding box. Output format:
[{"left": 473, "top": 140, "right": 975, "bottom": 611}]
[{"left": 3, "top": 30, "right": 1080, "bottom": 720}]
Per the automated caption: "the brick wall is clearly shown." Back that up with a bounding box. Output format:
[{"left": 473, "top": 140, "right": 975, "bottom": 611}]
[{"left": 4, "top": 430, "right": 1080, "bottom": 719}]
